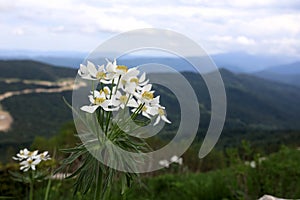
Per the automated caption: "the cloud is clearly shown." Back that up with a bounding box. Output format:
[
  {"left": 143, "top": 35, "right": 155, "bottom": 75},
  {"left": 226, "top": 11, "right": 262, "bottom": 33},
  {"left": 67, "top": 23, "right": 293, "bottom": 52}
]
[
  {"left": 236, "top": 36, "right": 256, "bottom": 45},
  {"left": 0, "top": 0, "right": 299, "bottom": 58},
  {"left": 12, "top": 27, "right": 25, "bottom": 36}
]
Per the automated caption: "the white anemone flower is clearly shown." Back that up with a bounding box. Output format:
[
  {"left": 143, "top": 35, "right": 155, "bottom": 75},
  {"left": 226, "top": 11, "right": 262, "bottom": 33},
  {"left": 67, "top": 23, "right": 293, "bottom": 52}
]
[
  {"left": 135, "top": 84, "right": 158, "bottom": 106},
  {"left": 86, "top": 61, "right": 111, "bottom": 83},
  {"left": 105, "top": 59, "right": 127, "bottom": 79},
  {"left": 153, "top": 106, "right": 171, "bottom": 126},
  {"left": 13, "top": 148, "right": 30, "bottom": 161},
  {"left": 80, "top": 90, "right": 113, "bottom": 113},
  {"left": 38, "top": 151, "right": 51, "bottom": 161},
  {"left": 112, "top": 90, "right": 138, "bottom": 110},
  {"left": 170, "top": 155, "right": 183, "bottom": 165},
  {"left": 78, "top": 61, "right": 113, "bottom": 84},
  {"left": 20, "top": 158, "right": 42, "bottom": 172},
  {"left": 105, "top": 59, "right": 117, "bottom": 79},
  {"left": 78, "top": 61, "right": 97, "bottom": 80},
  {"left": 120, "top": 68, "right": 148, "bottom": 94},
  {"left": 13, "top": 148, "right": 51, "bottom": 172},
  {"left": 99, "top": 86, "right": 113, "bottom": 99},
  {"left": 132, "top": 103, "right": 157, "bottom": 119}
]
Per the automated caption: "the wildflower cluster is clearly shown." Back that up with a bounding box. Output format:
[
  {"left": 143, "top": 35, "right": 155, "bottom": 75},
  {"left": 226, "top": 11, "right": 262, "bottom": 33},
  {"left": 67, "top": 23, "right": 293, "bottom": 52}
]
[
  {"left": 159, "top": 155, "right": 183, "bottom": 168},
  {"left": 13, "top": 148, "right": 50, "bottom": 172},
  {"left": 78, "top": 59, "right": 171, "bottom": 126}
]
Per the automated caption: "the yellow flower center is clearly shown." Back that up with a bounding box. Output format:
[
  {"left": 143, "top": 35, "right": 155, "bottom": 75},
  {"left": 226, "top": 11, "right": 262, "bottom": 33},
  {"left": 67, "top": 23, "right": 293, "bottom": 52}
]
[
  {"left": 94, "top": 97, "right": 105, "bottom": 104},
  {"left": 158, "top": 108, "right": 165, "bottom": 116},
  {"left": 100, "top": 88, "right": 109, "bottom": 96},
  {"left": 28, "top": 159, "right": 33, "bottom": 164},
  {"left": 96, "top": 71, "right": 106, "bottom": 79},
  {"left": 142, "top": 105, "right": 147, "bottom": 112},
  {"left": 142, "top": 91, "right": 153, "bottom": 100},
  {"left": 121, "top": 79, "right": 127, "bottom": 86},
  {"left": 130, "top": 77, "right": 139, "bottom": 84},
  {"left": 116, "top": 65, "right": 128, "bottom": 72},
  {"left": 119, "top": 95, "right": 128, "bottom": 104}
]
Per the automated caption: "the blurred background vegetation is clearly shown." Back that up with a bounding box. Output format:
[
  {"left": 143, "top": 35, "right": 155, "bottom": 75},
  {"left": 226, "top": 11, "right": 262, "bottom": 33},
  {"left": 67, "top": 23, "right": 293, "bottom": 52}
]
[{"left": 0, "top": 60, "right": 299, "bottom": 199}]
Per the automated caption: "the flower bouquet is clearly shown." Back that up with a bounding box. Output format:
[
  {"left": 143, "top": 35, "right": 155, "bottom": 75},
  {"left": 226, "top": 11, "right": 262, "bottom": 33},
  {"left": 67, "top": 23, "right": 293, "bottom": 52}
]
[{"left": 58, "top": 59, "right": 171, "bottom": 199}]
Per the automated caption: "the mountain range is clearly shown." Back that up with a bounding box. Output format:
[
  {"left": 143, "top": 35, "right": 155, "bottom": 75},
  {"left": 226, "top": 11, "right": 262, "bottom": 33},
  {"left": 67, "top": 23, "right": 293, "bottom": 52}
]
[
  {"left": 1, "top": 50, "right": 299, "bottom": 88},
  {"left": 253, "top": 62, "right": 300, "bottom": 87},
  {"left": 0, "top": 60, "right": 299, "bottom": 149}
]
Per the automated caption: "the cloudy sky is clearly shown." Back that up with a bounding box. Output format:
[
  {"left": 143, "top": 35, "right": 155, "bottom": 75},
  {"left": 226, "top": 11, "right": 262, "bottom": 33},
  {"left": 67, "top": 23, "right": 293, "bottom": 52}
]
[{"left": 1, "top": 0, "right": 300, "bottom": 57}]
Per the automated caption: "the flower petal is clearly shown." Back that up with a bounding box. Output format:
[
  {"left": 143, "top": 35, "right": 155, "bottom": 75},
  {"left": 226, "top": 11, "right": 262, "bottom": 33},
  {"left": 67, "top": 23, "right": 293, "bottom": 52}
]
[
  {"left": 153, "top": 116, "right": 161, "bottom": 126},
  {"left": 143, "top": 84, "right": 152, "bottom": 92},
  {"left": 80, "top": 105, "right": 99, "bottom": 113},
  {"left": 127, "top": 98, "right": 138, "bottom": 108},
  {"left": 87, "top": 61, "right": 98, "bottom": 77},
  {"left": 139, "top": 72, "right": 146, "bottom": 82},
  {"left": 161, "top": 115, "right": 171, "bottom": 124},
  {"left": 142, "top": 111, "right": 151, "bottom": 119}
]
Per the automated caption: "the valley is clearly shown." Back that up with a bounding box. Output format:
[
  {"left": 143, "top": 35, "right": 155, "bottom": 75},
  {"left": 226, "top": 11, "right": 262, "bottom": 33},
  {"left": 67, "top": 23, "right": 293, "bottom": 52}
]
[{"left": 0, "top": 78, "right": 86, "bottom": 132}]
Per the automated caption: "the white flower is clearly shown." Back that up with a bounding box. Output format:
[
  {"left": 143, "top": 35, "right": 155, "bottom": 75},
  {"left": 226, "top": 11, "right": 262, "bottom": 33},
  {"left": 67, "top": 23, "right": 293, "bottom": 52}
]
[
  {"left": 120, "top": 68, "right": 148, "bottom": 94},
  {"left": 153, "top": 106, "right": 171, "bottom": 126},
  {"left": 20, "top": 158, "right": 41, "bottom": 172},
  {"left": 100, "top": 86, "right": 113, "bottom": 99},
  {"left": 78, "top": 58, "right": 171, "bottom": 126},
  {"left": 13, "top": 148, "right": 39, "bottom": 161},
  {"left": 38, "top": 151, "right": 51, "bottom": 161},
  {"left": 131, "top": 104, "right": 157, "bottom": 119},
  {"left": 135, "top": 84, "right": 157, "bottom": 105},
  {"left": 170, "top": 155, "right": 183, "bottom": 165},
  {"left": 78, "top": 61, "right": 114, "bottom": 84},
  {"left": 80, "top": 90, "right": 113, "bottom": 113},
  {"left": 105, "top": 59, "right": 129, "bottom": 80},
  {"left": 78, "top": 62, "right": 96, "bottom": 80},
  {"left": 13, "top": 148, "right": 51, "bottom": 172},
  {"left": 105, "top": 59, "right": 118, "bottom": 79},
  {"left": 159, "top": 160, "right": 170, "bottom": 168},
  {"left": 13, "top": 148, "right": 29, "bottom": 161},
  {"left": 112, "top": 90, "right": 138, "bottom": 110}
]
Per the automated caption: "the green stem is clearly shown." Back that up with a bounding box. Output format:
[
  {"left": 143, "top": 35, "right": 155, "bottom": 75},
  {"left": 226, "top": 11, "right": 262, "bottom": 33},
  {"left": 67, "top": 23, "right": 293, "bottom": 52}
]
[
  {"left": 104, "top": 79, "right": 116, "bottom": 135},
  {"left": 29, "top": 171, "right": 34, "bottom": 200},
  {"left": 94, "top": 162, "right": 102, "bottom": 200},
  {"left": 44, "top": 177, "right": 51, "bottom": 200},
  {"left": 101, "top": 108, "right": 105, "bottom": 130},
  {"left": 45, "top": 148, "right": 56, "bottom": 200},
  {"left": 105, "top": 111, "right": 111, "bottom": 135}
]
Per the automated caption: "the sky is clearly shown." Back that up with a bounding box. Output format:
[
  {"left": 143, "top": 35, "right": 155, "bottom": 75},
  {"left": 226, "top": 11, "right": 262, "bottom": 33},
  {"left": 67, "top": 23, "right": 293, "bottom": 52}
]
[{"left": 1, "top": 0, "right": 300, "bottom": 57}]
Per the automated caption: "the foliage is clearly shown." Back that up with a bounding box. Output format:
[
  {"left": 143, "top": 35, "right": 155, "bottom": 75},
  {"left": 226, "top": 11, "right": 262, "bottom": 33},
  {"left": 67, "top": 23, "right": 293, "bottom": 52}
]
[
  {"left": 0, "top": 60, "right": 76, "bottom": 81},
  {"left": 0, "top": 81, "right": 58, "bottom": 94},
  {"left": 1, "top": 146, "right": 300, "bottom": 199}
]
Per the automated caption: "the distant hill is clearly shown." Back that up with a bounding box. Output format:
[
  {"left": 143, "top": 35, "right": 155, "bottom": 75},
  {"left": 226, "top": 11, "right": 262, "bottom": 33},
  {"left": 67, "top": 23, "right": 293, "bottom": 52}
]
[
  {"left": 210, "top": 52, "right": 299, "bottom": 73},
  {"left": 253, "top": 62, "right": 300, "bottom": 87},
  {"left": 0, "top": 60, "right": 77, "bottom": 81},
  {"left": 0, "top": 60, "right": 300, "bottom": 151},
  {"left": 154, "top": 69, "right": 300, "bottom": 134},
  {"left": 2, "top": 50, "right": 299, "bottom": 73}
]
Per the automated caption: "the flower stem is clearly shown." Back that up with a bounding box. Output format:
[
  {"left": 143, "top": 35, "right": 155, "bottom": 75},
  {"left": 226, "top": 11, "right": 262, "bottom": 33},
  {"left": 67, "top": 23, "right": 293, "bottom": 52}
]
[
  {"left": 94, "top": 162, "right": 102, "bottom": 200},
  {"left": 44, "top": 177, "right": 51, "bottom": 200},
  {"left": 29, "top": 171, "right": 34, "bottom": 200}
]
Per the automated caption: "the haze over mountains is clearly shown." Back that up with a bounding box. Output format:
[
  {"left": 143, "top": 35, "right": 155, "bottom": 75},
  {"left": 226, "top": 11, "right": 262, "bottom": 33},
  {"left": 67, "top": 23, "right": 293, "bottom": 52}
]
[
  {"left": 1, "top": 50, "right": 299, "bottom": 87},
  {"left": 253, "top": 62, "right": 300, "bottom": 87}
]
